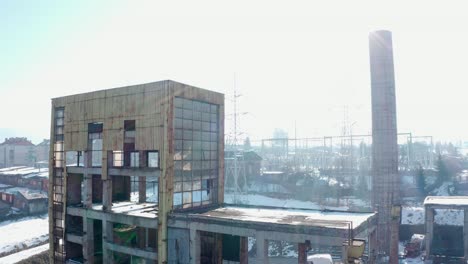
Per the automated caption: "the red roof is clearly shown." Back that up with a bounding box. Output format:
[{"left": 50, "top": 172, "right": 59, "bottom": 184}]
[{"left": 0, "top": 137, "right": 35, "bottom": 146}]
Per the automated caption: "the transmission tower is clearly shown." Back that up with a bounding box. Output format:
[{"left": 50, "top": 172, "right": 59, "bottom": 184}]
[{"left": 225, "top": 74, "right": 247, "bottom": 193}]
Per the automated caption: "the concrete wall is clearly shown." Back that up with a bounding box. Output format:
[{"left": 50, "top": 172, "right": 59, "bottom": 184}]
[
  {"left": 29, "top": 199, "right": 48, "bottom": 214},
  {"left": 168, "top": 227, "right": 191, "bottom": 263}
]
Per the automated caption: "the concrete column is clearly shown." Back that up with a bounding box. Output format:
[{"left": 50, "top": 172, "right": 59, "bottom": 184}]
[
  {"left": 368, "top": 229, "right": 377, "bottom": 264},
  {"left": 342, "top": 243, "right": 349, "bottom": 264},
  {"left": 190, "top": 228, "right": 200, "bottom": 264},
  {"left": 137, "top": 227, "right": 146, "bottom": 249},
  {"left": 240, "top": 236, "right": 248, "bottom": 264},
  {"left": 425, "top": 207, "right": 434, "bottom": 257},
  {"left": 255, "top": 233, "right": 269, "bottom": 264},
  {"left": 83, "top": 175, "right": 92, "bottom": 208},
  {"left": 103, "top": 220, "right": 114, "bottom": 264},
  {"left": 464, "top": 209, "right": 468, "bottom": 261},
  {"left": 139, "top": 151, "right": 147, "bottom": 203},
  {"left": 298, "top": 242, "right": 307, "bottom": 264},
  {"left": 83, "top": 218, "right": 94, "bottom": 264},
  {"left": 215, "top": 233, "right": 223, "bottom": 263},
  {"left": 83, "top": 151, "right": 92, "bottom": 208},
  {"left": 102, "top": 179, "right": 112, "bottom": 211},
  {"left": 139, "top": 176, "right": 146, "bottom": 203}
]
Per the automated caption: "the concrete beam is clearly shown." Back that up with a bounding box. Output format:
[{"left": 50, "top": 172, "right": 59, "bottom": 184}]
[
  {"left": 67, "top": 167, "right": 101, "bottom": 175},
  {"left": 109, "top": 168, "right": 160, "bottom": 178},
  {"left": 66, "top": 233, "right": 83, "bottom": 245},
  {"left": 170, "top": 219, "right": 347, "bottom": 246},
  {"left": 104, "top": 241, "right": 158, "bottom": 260},
  {"left": 66, "top": 167, "right": 161, "bottom": 178},
  {"left": 67, "top": 207, "right": 158, "bottom": 229},
  {"left": 426, "top": 204, "right": 468, "bottom": 210}
]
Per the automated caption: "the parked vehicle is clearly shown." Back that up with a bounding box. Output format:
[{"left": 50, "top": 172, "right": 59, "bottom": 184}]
[
  {"left": 307, "top": 254, "right": 333, "bottom": 264},
  {"left": 404, "top": 234, "right": 425, "bottom": 258}
]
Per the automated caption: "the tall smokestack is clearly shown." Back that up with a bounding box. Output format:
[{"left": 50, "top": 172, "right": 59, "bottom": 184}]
[{"left": 369, "top": 30, "right": 399, "bottom": 261}]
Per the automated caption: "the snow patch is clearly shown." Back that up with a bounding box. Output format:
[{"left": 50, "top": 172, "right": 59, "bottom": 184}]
[
  {"left": 0, "top": 244, "right": 49, "bottom": 264},
  {"left": 401, "top": 207, "right": 424, "bottom": 225},
  {"left": 0, "top": 214, "right": 49, "bottom": 256}
]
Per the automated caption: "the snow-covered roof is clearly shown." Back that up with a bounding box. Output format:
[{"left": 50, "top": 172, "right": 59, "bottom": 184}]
[
  {"left": 198, "top": 206, "right": 375, "bottom": 229},
  {"left": 0, "top": 167, "right": 48, "bottom": 178},
  {"left": 92, "top": 201, "right": 157, "bottom": 218},
  {"left": 424, "top": 196, "right": 468, "bottom": 207},
  {"left": 17, "top": 190, "right": 48, "bottom": 200},
  {"left": 2, "top": 187, "right": 47, "bottom": 196},
  {"left": 0, "top": 166, "right": 26, "bottom": 172},
  {"left": 0, "top": 183, "right": 12, "bottom": 189},
  {"left": 0, "top": 137, "right": 34, "bottom": 146}
]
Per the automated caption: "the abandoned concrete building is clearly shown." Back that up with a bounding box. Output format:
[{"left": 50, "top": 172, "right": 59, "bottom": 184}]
[{"left": 49, "top": 80, "right": 377, "bottom": 264}]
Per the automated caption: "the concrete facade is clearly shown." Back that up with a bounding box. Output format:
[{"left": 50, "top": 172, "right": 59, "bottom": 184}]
[{"left": 369, "top": 30, "right": 400, "bottom": 256}]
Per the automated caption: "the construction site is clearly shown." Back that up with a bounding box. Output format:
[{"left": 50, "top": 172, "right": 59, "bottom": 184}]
[{"left": 46, "top": 30, "right": 437, "bottom": 264}]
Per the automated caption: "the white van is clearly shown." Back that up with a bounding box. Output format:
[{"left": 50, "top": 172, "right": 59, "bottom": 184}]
[{"left": 307, "top": 254, "right": 334, "bottom": 264}]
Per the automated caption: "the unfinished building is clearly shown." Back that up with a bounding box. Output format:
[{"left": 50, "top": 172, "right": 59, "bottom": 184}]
[
  {"left": 424, "top": 196, "right": 468, "bottom": 262},
  {"left": 49, "top": 80, "right": 377, "bottom": 264}
]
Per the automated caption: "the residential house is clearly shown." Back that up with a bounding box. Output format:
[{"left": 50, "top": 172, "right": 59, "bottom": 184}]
[{"left": 0, "top": 137, "right": 35, "bottom": 168}]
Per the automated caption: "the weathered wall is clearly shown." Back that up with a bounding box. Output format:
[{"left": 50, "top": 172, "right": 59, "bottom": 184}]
[
  {"left": 52, "top": 81, "right": 169, "bottom": 152},
  {"left": 29, "top": 199, "right": 48, "bottom": 214},
  {"left": 167, "top": 227, "right": 190, "bottom": 263}
]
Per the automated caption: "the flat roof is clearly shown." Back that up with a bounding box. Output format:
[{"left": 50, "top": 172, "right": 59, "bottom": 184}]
[
  {"left": 92, "top": 202, "right": 158, "bottom": 218},
  {"left": 195, "top": 206, "right": 375, "bottom": 230},
  {"left": 424, "top": 196, "right": 468, "bottom": 207}
]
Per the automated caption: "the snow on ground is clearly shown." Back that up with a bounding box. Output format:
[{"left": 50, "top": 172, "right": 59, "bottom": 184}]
[
  {"left": 430, "top": 181, "right": 454, "bottom": 196},
  {"left": 402, "top": 207, "right": 425, "bottom": 225},
  {"left": 434, "top": 209, "right": 463, "bottom": 226},
  {"left": 0, "top": 243, "right": 49, "bottom": 264},
  {"left": 0, "top": 214, "right": 48, "bottom": 256},
  {"left": 401, "top": 206, "right": 463, "bottom": 226},
  {"left": 224, "top": 193, "right": 348, "bottom": 210}
]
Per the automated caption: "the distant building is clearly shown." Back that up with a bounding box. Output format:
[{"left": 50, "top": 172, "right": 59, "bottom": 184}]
[
  {"left": 13, "top": 189, "right": 48, "bottom": 214},
  {"left": 0, "top": 167, "right": 49, "bottom": 192},
  {"left": 0, "top": 200, "right": 9, "bottom": 217},
  {"left": 0, "top": 137, "right": 35, "bottom": 168},
  {"left": 35, "top": 139, "right": 50, "bottom": 165}
]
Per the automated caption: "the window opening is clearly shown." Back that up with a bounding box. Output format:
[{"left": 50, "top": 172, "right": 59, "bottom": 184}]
[{"left": 88, "top": 123, "right": 103, "bottom": 167}]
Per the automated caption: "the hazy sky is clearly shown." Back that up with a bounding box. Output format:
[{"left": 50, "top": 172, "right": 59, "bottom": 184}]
[{"left": 1, "top": 1, "right": 467, "bottom": 144}]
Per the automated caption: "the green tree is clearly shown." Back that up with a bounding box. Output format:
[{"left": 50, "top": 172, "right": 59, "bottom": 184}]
[
  {"left": 436, "top": 154, "right": 451, "bottom": 182},
  {"left": 416, "top": 165, "right": 426, "bottom": 197}
]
